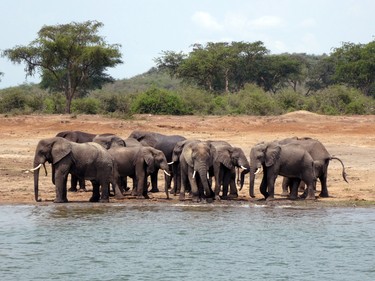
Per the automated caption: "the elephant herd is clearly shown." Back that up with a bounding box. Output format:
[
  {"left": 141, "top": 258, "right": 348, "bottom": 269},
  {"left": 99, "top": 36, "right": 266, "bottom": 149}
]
[{"left": 31, "top": 130, "right": 348, "bottom": 203}]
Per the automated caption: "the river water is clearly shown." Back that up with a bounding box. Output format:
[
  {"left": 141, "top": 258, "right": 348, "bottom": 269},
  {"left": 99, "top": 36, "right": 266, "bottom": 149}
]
[{"left": 0, "top": 203, "right": 374, "bottom": 281}]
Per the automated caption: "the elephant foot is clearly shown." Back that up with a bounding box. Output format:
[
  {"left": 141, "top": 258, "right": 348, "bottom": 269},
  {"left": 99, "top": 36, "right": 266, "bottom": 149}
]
[
  {"left": 319, "top": 192, "right": 329, "bottom": 198},
  {"left": 78, "top": 188, "right": 87, "bottom": 193},
  {"left": 228, "top": 193, "right": 238, "bottom": 199},
  {"left": 215, "top": 195, "right": 221, "bottom": 201},
  {"left": 280, "top": 191, "right": 289, "bottom": 197},
  {"left": 179, "top": 194, "right": 185, "bottom": 201},
  {"left": 305, "top": 195, "right": 317, "bottom": 200},
  {"left": 54, "top": 198, "right": 68, "bottom": 203},
  {"left": 100, "top": 198, "right": 110, "bottom": 203},
  {"left": 114, "top": 194, "right": 125, "bottom": 200},
  {"left": 288, "top": 195, "right": 298, "bottom": 200},
  {"left": 191, "top": 196, "right": 201, "bottom": 203},
  {"left": 206, "top": 197, "right": 214, "bottom": 203},
  {"left": 68, "top": 187, "right": 78, "bottom": 192},
  {"left": 149, "top": 188, "right": 159, "bottom": 193},
  {"left": 89, "top": 196, "right": 100, "bottom": 202},
  {"left": 265, "top": 196, "right": 275, "bottom": 202}
]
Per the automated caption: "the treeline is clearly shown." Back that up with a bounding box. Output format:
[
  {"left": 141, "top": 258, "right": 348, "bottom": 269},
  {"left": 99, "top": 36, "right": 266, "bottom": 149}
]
[
  {"left": 1, "top": 79, "right": 374, "bottom": 116},
  {"left": 155, "top": 40, "right": 375, "bottom": 97}
]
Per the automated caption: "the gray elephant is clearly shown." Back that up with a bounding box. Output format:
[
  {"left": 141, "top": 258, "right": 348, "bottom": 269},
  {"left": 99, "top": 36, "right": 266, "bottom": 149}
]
[
  {"left": 209, "top": 140, "right": 250, "bottom": 199},
  {"left": 128, "top": 130, "right": 186, "bottom": 193},
  {"left": 178, "top": 140, "right": 216, "bottom": 203},
  {"left": 279, "top": 137, "right": 348, "bottom": 197},
  {"left": 56, "top": 130, "right": 114, "bottom": 192},
  {"left": 32, "top": 137, "right": 119, "bottom": 203},
  {"left": 249, "top": 141, "right": 317, "bottom": 200},
  {"left": 105, "top": 146, "right": 171, "bottom": 199}
]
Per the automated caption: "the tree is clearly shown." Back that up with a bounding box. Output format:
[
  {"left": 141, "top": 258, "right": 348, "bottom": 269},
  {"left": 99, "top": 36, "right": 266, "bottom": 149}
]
[
  {"left": 2, "top": 20, "right": 123, "bottom": 113},
  {"left": 331, "top": 40, "right": 375, "bottom": 96},
  {"left": 257, "top": 54, "right": 302, "bottom": 93}
]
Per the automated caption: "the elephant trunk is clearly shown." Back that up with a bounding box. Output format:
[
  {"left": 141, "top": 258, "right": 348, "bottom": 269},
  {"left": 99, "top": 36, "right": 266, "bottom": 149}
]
[
  {"left": 239, "top": 169, "right": 249, "bottom": 191},
  {"left": 33, "top": 161, "right": 43, "bottom": 202},
  {"left": 249, "top": 166, "right": 257, "bottom": 198},
  {"left": 196, "top": 165, "right": 213, "bottom": 200}
]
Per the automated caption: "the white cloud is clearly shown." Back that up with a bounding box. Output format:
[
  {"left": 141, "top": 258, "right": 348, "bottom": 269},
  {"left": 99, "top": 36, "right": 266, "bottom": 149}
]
[
  {"left": 250, "top": 16, "right": 284, "bottom": 29},
  {"left": 191, "top": 11, "right": 223, "bottom": 31},
  {"left": 299, "top": 18, "right": 317, "bottom": 28}
]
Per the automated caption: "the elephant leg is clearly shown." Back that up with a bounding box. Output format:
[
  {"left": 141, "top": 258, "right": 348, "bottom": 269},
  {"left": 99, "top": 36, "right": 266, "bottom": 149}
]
[
  {"left": 281, "top": 177, "right": 290, "bottom": 196},
  {"left": 54, "top": 173, "right": 68, "bottom": 203},
  {"left": 288, "top": 178, "right": 300, "bottom": 200},
  {"left": 68, "top": 174, "right": 78, "bottom": 192},
  {"left": 221, "top": 172, "right": 231, "bottom": 199},
  {"left": 228, "top": 171, "right": 238, "bottom": 199},
  {"left": 266, "top": 173, "right": 277, "bottom": 200},
  {"left": 319, "top": 174, "right": 329, "bottom": 197},
  {"left": 90, "top": 181, "right": 100, "bottom": 202},
  {"left": 100, "top": 181, "right": 110, "bottom": 203},
  {"left": 149, "top": 172, "right": 159, "bottom": 193},
  {"left": 259, "top": 172, "right": 269, "bottom": 199},
  {"left": 78, "top": 178, "right": 86, "bottom": 192}
]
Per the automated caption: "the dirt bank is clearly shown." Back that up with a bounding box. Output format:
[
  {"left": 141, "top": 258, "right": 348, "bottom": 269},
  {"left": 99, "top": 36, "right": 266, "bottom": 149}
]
[{"left": 1, "top": 111, "right": 374, "bottom": 206}]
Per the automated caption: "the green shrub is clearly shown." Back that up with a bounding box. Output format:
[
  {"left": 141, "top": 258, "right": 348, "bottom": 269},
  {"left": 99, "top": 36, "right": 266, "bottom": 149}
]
[
  {"left": 310, "top": 85, "right": 375, "bottom": 115},
  {"left": 43, "top": 93, "right": 66, "bottom": 114},
  {"left": 71, "top": 97, "right": 100, "bottom": 114},
  {"left": 275, "top": 89, "right": 305, "bottom": 112},
  {"left": 131, "top": 87, "right": 188, "bottom": 115},
  {"left": 0, "top": 88, "right": 28, "bottom": 113}
]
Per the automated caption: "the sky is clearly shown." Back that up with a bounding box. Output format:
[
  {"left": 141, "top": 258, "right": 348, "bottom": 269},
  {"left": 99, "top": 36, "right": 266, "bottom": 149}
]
[{"left": 0, "top": 0, "right": 374, "bottom": 89}]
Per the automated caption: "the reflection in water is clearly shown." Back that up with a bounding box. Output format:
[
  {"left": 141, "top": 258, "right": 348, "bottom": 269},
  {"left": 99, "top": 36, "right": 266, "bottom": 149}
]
[{"left": 0, "top": 204, "right": 374, "bottom": 281}]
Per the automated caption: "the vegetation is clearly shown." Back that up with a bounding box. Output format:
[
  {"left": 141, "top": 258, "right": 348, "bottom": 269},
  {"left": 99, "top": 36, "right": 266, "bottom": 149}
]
[
  {"left": 0, "top": 20, "right": 374, "bottom": 116},
  {"left": 2, "top": 20, "right": 122, "bottom": 114}
]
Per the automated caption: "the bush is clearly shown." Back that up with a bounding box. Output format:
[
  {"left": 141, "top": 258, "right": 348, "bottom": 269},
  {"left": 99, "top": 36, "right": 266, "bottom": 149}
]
[
  {"left": 131, "top": 87, "right": 189, "bottom": 115},
  {"left": 310, "top": 85, "right": 375, "bottom": 115},
  {"left": 275, "top": 89, "right": 306, "bottom": 112},
  {"left": 228, "top": 84, "right": 282, "bottom": 115},
  {"left": 0, "top": 88, "right": 28, "bottom": 113},
  {"left": 71, "top": 97, "right": 100, "bottom": 114}
]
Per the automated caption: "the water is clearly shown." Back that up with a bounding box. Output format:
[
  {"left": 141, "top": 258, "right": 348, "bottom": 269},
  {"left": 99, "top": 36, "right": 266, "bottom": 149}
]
[{"left": 0, "top": 203, "right": 374, "bottom": 281}]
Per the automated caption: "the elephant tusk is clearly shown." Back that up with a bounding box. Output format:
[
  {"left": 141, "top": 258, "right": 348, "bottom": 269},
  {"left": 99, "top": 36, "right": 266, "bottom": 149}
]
[
  {"left": 31, "top": 163, "right": 48, "bottom": 176},
  {"left": 207, "top": 172, "right": 210, "bottom": 180},
  {"left": 254, "top": 167, "right": 262, "bottom": 175},
  {"left": 163, "top": 170, "right": 171, "bottom": 177},
  {"left": 30, "top": 163, "right": 42, "bottom": 171},
  {"left": 241, "top": 165, "right": 248, "bottom": 170},
  {"left": 168, "top": 161, "right": 174, "bottom": 165},
  {"left": 192, "top": 171, "right": 196, "bottom": 178}
]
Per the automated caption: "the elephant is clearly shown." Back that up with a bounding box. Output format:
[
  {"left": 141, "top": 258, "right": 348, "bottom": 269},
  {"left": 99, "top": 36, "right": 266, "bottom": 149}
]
[
  {"left": 209, "top": 140, "right": 250, "bottom": 199},
  {"left": 32, "top": 137, "right": 120, "bottom": 203},
  {"left": 278, "top": 137, "right": 348, "bottom": 197},
  {"left": 56, "top": 130, "right": 114, "bottom": 192},
  {"left": 249, "top": 141, "right": 318, "bottom": 200},
  {"left": 170, "top": 139, "right": 200, "bottom": 195},
  {"left": 128, "top": 130, "right": 186, "bottom": 193},
  {"left": 105, "top": 146, "right": 171, "bottom": 199},
  {"left": 178, "top": 140, "right": 216, "bottom": 203}
]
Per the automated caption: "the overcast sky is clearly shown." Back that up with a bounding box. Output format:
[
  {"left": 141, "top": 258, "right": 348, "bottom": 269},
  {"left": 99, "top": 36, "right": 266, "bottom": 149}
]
[{"left": 0, "top": 0, "right": 373, "bottom": 89}]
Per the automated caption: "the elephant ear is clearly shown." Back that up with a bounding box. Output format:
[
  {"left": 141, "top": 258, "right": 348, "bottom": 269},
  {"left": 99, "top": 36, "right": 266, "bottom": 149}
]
[
  {"left": 52, "top": 138, "right": 72, "bottom": 164},
  {"left": 216, "top": 147, "right": 233, "bottom": 169},
  {"left": 172, "top": 140, "right": 187, "bottom": 162},
  {"left": 143, "top": 148, "right": 156, "bottom": 174},
  {"left": 265, "top": 145, "right": 281, "bottom": 167}
]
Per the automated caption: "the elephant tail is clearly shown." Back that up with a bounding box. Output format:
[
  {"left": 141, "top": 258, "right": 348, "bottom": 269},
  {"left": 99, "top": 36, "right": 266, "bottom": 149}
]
[{"left": 330, "top": 156, "right": 348, "bottom": 183}]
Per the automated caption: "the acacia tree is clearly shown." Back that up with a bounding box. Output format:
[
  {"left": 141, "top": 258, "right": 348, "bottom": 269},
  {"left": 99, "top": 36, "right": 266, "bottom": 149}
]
[{"left": 3, "top": 20, "right": 123, "bottom": 113}]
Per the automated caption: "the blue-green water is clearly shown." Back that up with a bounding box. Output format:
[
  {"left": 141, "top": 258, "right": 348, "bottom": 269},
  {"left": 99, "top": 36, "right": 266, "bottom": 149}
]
[{"left": 0, "top": 203, "right": 374, "bottom": 281}]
